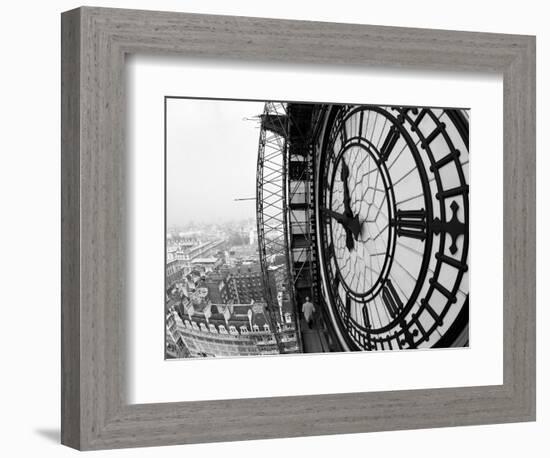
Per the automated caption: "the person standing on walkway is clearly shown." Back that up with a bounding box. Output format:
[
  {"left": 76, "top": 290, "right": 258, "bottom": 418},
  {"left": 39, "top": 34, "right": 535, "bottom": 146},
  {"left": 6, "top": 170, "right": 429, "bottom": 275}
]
[{"left": 302, "top": 297, "right": 316, "bottom": 329}]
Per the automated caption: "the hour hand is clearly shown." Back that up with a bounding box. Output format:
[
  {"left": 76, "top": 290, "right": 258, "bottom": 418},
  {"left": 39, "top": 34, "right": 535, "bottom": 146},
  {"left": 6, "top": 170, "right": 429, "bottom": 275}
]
[
  {"left": 344, "top": 227, "right": 355, "bottom": 251},
  {"left": 321, "top": 207, "right": 357, "bottom": 251},
  {"left": 322, "top": 207, "right": 346, "bottom": 224}
]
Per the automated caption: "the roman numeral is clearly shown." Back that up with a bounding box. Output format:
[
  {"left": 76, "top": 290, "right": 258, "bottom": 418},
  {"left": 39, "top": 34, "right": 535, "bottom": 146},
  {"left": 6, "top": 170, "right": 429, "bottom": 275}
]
[
  {"left": 345, "top": 294, "right": 351, "bottom": 316},
  {"left": 381, "top": 279, "right": 403, "bottom": 319},
  {"left": 339, "top": 112, "right": 348, "bottom": 144},
  {"left": 362, "top": 305, "right": 371, "bottom": 329},
  {"left": 379, "top": 125, "right": 400, "bottom": 161},
  {"left": 392, "top": 208, "right": 427, "bottom": 241},
  {"left": 343, "top": 294, "right": 354, "bottom": 329}
]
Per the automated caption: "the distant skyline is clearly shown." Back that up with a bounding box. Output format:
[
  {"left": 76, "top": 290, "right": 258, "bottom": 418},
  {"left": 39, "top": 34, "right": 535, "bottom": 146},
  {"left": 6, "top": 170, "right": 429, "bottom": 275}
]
[
  {"left": 166, "top": 216, "right": 255, "bottom": 232},
  {"left": 166, "top": 98, "right": 265, "bottom": 226}
]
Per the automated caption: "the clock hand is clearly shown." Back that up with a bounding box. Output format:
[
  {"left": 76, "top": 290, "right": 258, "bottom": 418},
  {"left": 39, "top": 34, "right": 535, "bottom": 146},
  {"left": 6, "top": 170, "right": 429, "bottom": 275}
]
[
  {"left": 345, "top": 227, "right": 355, "bottom": 251},
  {"left": 346, "top": 213, "right": 362, "bottom": 241},
  {"left": 340, "top": 158, "right": 354, "bottom": 217},
  {"left": 321, "top": 207, "right": 362, "bottom": 250},
  {"left": 321, "top": 207, "right": 354, "bottom": 250},
  {"left": 322, "top": 207, "right": 346, "bottom": 224},
  {"left": 339, "top": 159, "right": 364, "bottom": 241}
]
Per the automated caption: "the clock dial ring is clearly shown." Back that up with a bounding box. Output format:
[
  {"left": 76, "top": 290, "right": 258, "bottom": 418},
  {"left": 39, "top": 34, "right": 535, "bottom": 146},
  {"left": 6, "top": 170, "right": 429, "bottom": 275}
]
[
  {"left": 320, "top": 106, "right": 435, "bottom": 335},
  {"left": 315, "top": 105, "right": 470, "bottom": 351},
  {"left": 391, "top": 108, "right": 470, "bottom": 347}
]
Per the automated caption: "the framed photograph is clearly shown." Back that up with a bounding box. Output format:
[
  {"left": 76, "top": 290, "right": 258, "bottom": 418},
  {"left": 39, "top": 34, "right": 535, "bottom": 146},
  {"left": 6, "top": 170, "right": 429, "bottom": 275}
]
[
  {"left": 61, "top": 6, "right": 536, "bottom": 450},
  {"left": 164, "top": 98, "right": 470, "bottom": 358}
]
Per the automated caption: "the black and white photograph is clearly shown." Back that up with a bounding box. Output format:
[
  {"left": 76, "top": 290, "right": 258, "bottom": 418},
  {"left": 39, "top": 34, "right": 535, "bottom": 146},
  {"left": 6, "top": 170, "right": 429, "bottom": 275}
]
[{"left": 165, "top": 98, "right": 470, "bottom": 358}]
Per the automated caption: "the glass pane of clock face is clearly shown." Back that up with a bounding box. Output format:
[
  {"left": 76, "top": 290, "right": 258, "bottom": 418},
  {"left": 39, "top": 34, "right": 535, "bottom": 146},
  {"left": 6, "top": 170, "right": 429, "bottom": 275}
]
[{"left": 165, "top": 97, "right": 469, "bottom": 360}]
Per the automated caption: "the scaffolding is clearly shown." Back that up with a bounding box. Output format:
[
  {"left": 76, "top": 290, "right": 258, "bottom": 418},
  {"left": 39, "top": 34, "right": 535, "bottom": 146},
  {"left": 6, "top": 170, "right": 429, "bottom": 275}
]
[
  {"left": 256, "top": 102, "right": 300, "bottom": 353},
  {"left": 256, "top": 102, "right": 323, "bottom": 354}
]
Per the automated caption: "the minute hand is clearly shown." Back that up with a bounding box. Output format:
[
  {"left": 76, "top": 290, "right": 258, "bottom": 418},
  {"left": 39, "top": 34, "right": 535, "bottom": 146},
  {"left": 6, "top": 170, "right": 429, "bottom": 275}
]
[
  {"left": 321, "top": 207, "right": 362, "bottom": 249},
  {"left": 322, "top": 207, "right": 344, "bottom": 224}
]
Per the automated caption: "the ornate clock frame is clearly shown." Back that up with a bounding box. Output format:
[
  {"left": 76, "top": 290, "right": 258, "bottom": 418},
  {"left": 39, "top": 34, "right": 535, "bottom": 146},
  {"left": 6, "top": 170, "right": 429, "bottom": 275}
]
[{"left": 314, "top": 105, "right": 470, "bottom": 352}]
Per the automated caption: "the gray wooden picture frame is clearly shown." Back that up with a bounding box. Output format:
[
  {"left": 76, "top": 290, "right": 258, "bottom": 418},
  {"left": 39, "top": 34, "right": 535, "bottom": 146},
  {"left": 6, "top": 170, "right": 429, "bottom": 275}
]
[{"left": 61, "top": 6, "right": 536, "bottom": 451}]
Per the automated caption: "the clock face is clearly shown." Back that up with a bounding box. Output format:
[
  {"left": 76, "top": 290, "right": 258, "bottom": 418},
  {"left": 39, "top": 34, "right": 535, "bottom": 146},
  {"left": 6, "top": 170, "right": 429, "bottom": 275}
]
[{"left": 315, "top": 105, "right": 469, "bottom": 351}]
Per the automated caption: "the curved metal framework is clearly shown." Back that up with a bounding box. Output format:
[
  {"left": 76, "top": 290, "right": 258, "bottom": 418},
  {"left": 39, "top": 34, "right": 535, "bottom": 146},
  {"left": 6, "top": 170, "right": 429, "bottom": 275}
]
[
  {"left": 256, "top": 102, "right": 344, "bottom": 354},
  {"left": 256, "top": 102, "right": 301, "bottom": 353},
  {"left": 285, "top": 105, "right": 318, "bottom": 308},
  {"left": 284, "top": 104, "right": 339, "bottom": 352}
]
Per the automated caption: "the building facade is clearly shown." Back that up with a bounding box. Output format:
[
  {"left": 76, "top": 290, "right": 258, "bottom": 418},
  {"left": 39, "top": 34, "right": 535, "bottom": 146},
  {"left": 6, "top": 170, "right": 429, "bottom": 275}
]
[
  {"left": 227, "top": 264, "right": 265, "bottom": 304},
  {"left": 166, "top": 301, "right": 298, "bottom": 358}
]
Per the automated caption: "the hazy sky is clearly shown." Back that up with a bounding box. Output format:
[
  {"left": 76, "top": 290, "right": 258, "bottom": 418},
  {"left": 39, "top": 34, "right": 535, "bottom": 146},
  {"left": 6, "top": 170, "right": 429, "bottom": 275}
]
[{"left": 166, "top": 98, "right": 265, "bottom": 226}]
